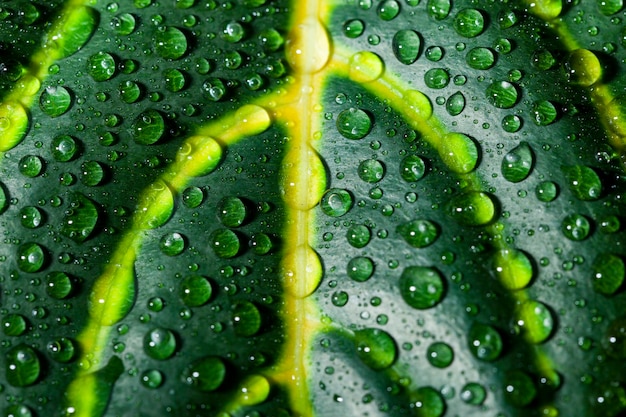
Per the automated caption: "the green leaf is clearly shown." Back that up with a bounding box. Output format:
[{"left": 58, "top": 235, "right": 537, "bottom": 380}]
[{"left": 2, "top": 0, "right": 626, "bottom": 416}]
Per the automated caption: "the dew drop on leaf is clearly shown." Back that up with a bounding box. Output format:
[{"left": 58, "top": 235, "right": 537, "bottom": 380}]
[
  {"left": 501, "top": 141, "right": 534, "bottom": 183},
  {"left": 515, "top": 299, "right": 554, "bottom": 344},
  {"left": 531, "top": 100, "right": 557, "bottom": 125},
  {"left": 426, "top": 342, "right": 454, "bottom": 368},
  {"left": 561, "top": 165, "right": 602, "bottom": 201},
  {"left": 486, "top": 81, "right": 518, "bottom": 109},
  {"left": 285, "top": 18, "right": 330, "bottom": 73},
  {"left": 16, "top": 242, "right": 45, "bottom": 273},
  {"left": 0, "top": 101, "right": 29, "bottom": 151},
  {"left": 51, "top": 135, "right": 79, "bottom": 161},
  {"left": 348, "top": 51, "right": 384, "bottom": 83},
  {"left": 468, "top": 322, "right": 502, "bottom": 361},
  {"left": 281, "top": 245, "right": 322, "bottom": 298},
  {"left": 180, "top": 275, "right": 212, "bottom": 307},
  {"left": 343, "top": 19, "right": 365, "bottom": 38},
  {"left": 209, "top": 228, "right": 241, "bottom": 259},
  {"left": 140, "top": 369, "right": 163, "bottom": 389},
  {"left": 80, "top": 161, "right": 105, "bottom": 186},
  {"left": 249, "top": 233, "right": 273, "bottom": 255},
  {"left": 424, "top": 68, "right": 449, "bottom": 89},
  {"left": 392, "top": 29, "right": 421, "bottom": 64},
  {"left": 460, "top": 382, "right": 487, "bottom": 405},
  {"left": 503, "top": 370, "right": 537, "bottom": 407},
  {"left": 87, "top": 52, "right": 116, "bottom": 82},
  {"left": 409, "top": 386, "right": 446, "bottom": 417},
  {"left": 466, "top": 47, "right": 494, "bottom": 70},
  {"left": 143, "top": 328, "right": 177, "bottom": 360},
  {"left": 182, "top": 356, "right": 226, "bottom": 391},
  {"left": 397, "top": 219, "right": 440, "bottom": 248},
  {"left": 502, "top": 114, "right": 522, "bottom": 132},
  {"left": 535, "top": 181, "right": 558, "bottom": 202},
  {"left": 354, "top": 328, "right": 397, "bottom": 370},
  {"left": 597, "top": 0, "right": 624, "bottom": 15},
  {"left": 347, "top": 256, "right": 374, "bottom": 282},
  {"left": 111, "top": 13, "right": 136, "bottom": 35},
  {"left": 378, "top": 0, "right": 400, "bottom": 20},
  {"left": 6, "top": 345, "right": 40, "bottom": 387},
  {"left": 18, "top": 155, "right": 43, "bottom": 177},
  {"left": 135, "top": 180, "right": 174, "bottom": 229},
  {"left": 561, "top": 213, "right": 590, "bottom": 241},
  {"left": 439, "top": 132, "right": 478, "bottom": 174},
  {"left": 346, "top": 224, "right": 371, "bottom": 248},
  {"left": 427, "top": 0, "right": 451, "bottom": 20},
  {"left": 48, "top": 6, "right": 98, "bottom": 58},
  {"left": 492, "top": 248, "right": 533, "bottom": 290},
  {"left": 400, "top": 155, "right": 427, "bottom": 182},
  {"left": 425, "top": 46, "right": 444, "bottom": 61},
  {"left": 222, "top": 21, "right": 245, "bottom": 43},
  {"left": 498, "top": 8, "right": 518, "bottom": 28},
  {"left": 5, "top": 404, "right": 33, "bottom": 417},
  {"left": 358, "top": 159, "right": 385, "bottom": 183},
  {"left": 131, "top": 109, "right": 165, "bottom": 145},
  {"left": 526, "top": 0, "right": 563, "bottom": 20},
  {"left": 564, "top": 49, "right": 601, "bottom": 86},
  {"left": 46, "top": 271, "right": 73, "bottom": 299},
  {"left": 592, "top": 253, "right": 625, "bottom": 295},
  {"left": 217, "top": 196, "right": 248, "bottom": 227},
  {"left": 403, "top": 90, "right": 433, "bottom": 120},
  {"left": 320, "top": 188, "right": 353, "bottom": 217},
  {"left": 2, "top": 313, "right": 27, "bottom": 336},
  {"left": 258, "top": 28, "right": 284, "bottom": 51},
  {"left": 119, "top": 80, "right": 141, "bottom": 103},
  {"left": 232, "top": 301, "right": 261, "bottom": 336},
  {"left": 47, "top": 337, "right": 76, "bottom": 363},
  {"left": 446, "top": 91, "right": 465, "bottom": 116},
  {"left": 331, "top": 290, "right": 349, "bottom": 306},
  {"left": 154, "top": 26, "right": 188, "bottom": 60},
  {"left": 40, "top": 86, "right": 72, "bottom": 118},
  {"left": 447, "top": 191, "right": 496, "bottom": 226},
  {"left": 453, "top": 9, "right": 485, "bottom": 38},
  {"left": 399, "top": 266, "right": 445, "bottom": 309},
  {"left": 19, "top": 206, "right": 43, "bottom": 229}
]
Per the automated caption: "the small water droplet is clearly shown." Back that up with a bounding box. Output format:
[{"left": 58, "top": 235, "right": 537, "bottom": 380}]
[
  {"left": 399, "top": 266, "right": 445, "bottom": 309},
  {"left": 354, "top": 328, "right": 397, "bottom": 370}
]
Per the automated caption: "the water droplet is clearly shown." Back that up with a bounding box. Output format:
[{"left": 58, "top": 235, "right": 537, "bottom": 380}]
[
  {"left": 135, "top": 181, "right": 174, "bottom": 229},
  {"left": 2, "top": 314, "right": 27, "bottom": 336},
  {"left": 180, "top": 275, "right": 212, "bottom": 307},
  {"left": 347, "top": 256, "right": 374, "bottom": 282},
  {"left": 466, "top": 47, "right": 494, "bottom": 70},
  {"left": 515, "top": 299, "right": 554, "bottom": 344},
  {"left": 358, "top": 159, "right": 385, "bottom": 183},
  {"left": 501, "top": 142, "right": 534, "bottom": 183},
  {"left": 143, "top": 328, "right": 176, "bottom": 360},
  {"left": 349, "top": 51, "right": 384, "bottom": 83},
  {"left": 502, "top": 114, "right": 522, "bottom": 132},
  {"left": 494, "top": 38, "right": 512, "bottom": 54},
  {"left": 400, "top": 155, "right": 427, "bottom": 182},
  {"left": 498, "top": 9, "right": 518, "bottom": 28},
  {"left": 61, "top": 192, "right": 99, "bottom": 242},
  {"left": 504, "top": 370, "right": 537, "bottom": 407},
  {"left": 354, "top": 328, "right": 397, "bottom": 370},
  {"left": 331, "top": 291, "right": 349, "bottom": 307},
  {"left": 410, "top": 386, "right": 446, "bottom": 417},
  {"left": 18, "top": 206, "right": 42, "bottom": 229},
  {"left": 531, "top": 100, "right": 557, "bottom": 125},
  {"left": 378, "top": 0, "right": 400, "bottom": 20},
  {"left": 424, "top": 68, "right": 449, "bottom": 89},
  {"left": 5, "top": 404, "right": 33, "bottom": 417},
  {"left": 132, "top": 109, "right": 165, "bottom": 145},
  {"left": 87, "top": 52, "right": 116, "bottom": 82},
  {"left": 468, "top": 322, "right": 502, "bottom": 361},
  {"left": 563, "top": 49, "right": 602, "bottom": 87},
  {"left": 486, "top": 81, "right": 518, "bottom": 109},
  {"left": 80, "top": 161, "right": 105, "bottom": 186},
  {"left": 46, "top": 271, "right": 73, "bottom": 299},
  {"left": 427, "top": 0, "right": 451, "bottom": 20},
  {"left": 562, "top": 213, "right": 590, "bottom": 241},
  {"left": 111, "top": 12, "right": 136, "bottom": 35},
  {"left": 47, "top": 337, "right": 76, "bottom": 363},
  {"left": 447, "top": 191, "right": 495, "bottom": 226},
  {"left": 604, "top": 316, "right": 626, "bottom": 358},
  {"left": 285, "top": 18, "right": 330, "bottom": 73},
  {"left": 48, "top": 6, "right": 98, "bottom": 58},
  {"left": 592, "top": 253, "right": 624, "bottom": 295},
  {"left": 222, "top": 21, "right": 245, "bottom": 42},
  {"left": 18, "top": 155, "right": 43, "bottom": 178},
  {"left": 5, "top": 345, "right": 40, "bottom": 386},
  {"left": 51, "top": 135, "right": 79, "bottom": 161},
  {"left": 40, "top": 86, "right": 72, "bottom": 117},
  {"left": 426, "top": 342, "right": 454, "bottom": 368},
  {"left": 399, "top": 266, "right": 445, "bottom": 309},
  {"left": 336, "top": 108, "right": 372, "bottom": 140},
  {"left": 209, "top": 229, "right": 241, "bottom": 258},
  {"left": 249, "top": 233, "right": 273, "bottom": 255},
  {"left": 392, "top": 30, "right": 421, "bottom": 64},
  {"left": 440, "top": 132, "right": 479, "bottom": 174},
  {"left": 182, "top": 356, "right": 226, "bottom": 391},
  {"left": 217, "top": 196, "right": 248, "bottom": 227},
  {"left": 158, "top": 232, "right": 185, "bottom": 256},
  {"left": 493, "top": 248, "right": 533, "bottom": 290},
  {"left": 17, "top": 242, "right": 45, "bottom": 273},
  {"left": 346, "top": 224, "right": 371, "bottom": 248},
  {"left": 258, "top": 28, "right": 284, "bottom": 51},
  {"left": 281, "top": 245, "right": 322, "bottom": 298},
  {"left": 154, "top": 27, "right": 188, "bottom": 59},
  {"left": 526, "top": 0, "right": 563, "bottom": 20},
  {"left": 461, "top": 382, "right": 487, "bottom": 405},
  {"left": 404, "top": 90, "right": 433, "bottom": 121},
  {"left": 397, "top": 220, "right": 440, "bottom": 248},
  {"left": 0, "top": 101, "right": 30, "bottom": 151},
  {"left": 182, "top": 187, "right": 204, "bottom": 208},
  {"left": 232, "top": 301, "right": 261, "bottom": 337},
  {"left": 446, "top": 91, "right": 465, "bottom": 116},
  {"left": 140, "top": 369, "right": 163, "bottom": 389},
  {"left": 343, "top": 19, "right": 365, "bottom": 38},
  {"left": 425, "top": 46, "right": 444, "bottom": 61},
  {"left": 320, "top": 188, "right": 353, "bottom": 217},
  {"left": 453, "top": 9, "right": 485, "bottom": 37},
  {"left": 535, "top": 181, "right": 558, "bottom": 202},
  {"left": 561, "top": 165, "right": 602, "bottom": 201}
]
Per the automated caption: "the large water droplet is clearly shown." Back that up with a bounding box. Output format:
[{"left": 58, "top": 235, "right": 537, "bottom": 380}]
[
  {"left": 354, "top": 328, "right": 397, "bottom": 370},
  {"left": 46, "top": 271, "right": 73, "bottom": 299},
  {"left": 2, "top": 314, "right": 27, "bottom": 336},
  {"left": 446, "top": 91, "right": 465, "bottom": 116},
  {"left": 47, "top": 6, "right": 98, "bottom": 58},
  {"left": 51, "top": 135, "right": 79, "bottom": 161},
  {"left": 562, "top": 165, "right": 602, "bottom": 201},
  {"left": 154, "top": 26, "right": 188, "bottom": 59},
  {"left": 392, "top": 30, "right": 421, "bottom": 64},
  {"left": 47, "top": 337, "right": 76, "bottom": 363},
  {"left": 427, "top": 0, "right": 451, "bottom": 20},
  {"left": 526, "top": 0, "right": 563, "bottom": 20},
  {"left": 285, "top": 18, "right": 330, "bottom": 73},
  {"left": 347, "top": 256, "right": 374, "bottom": 282},
  {"left": 182, "top": 356, "right": 226, "bottom": 391},
  {"left": 592, "top": 253, "right": 625, "bottom": 296},
  {"left": 6, "top": 345, "right": 40, "bottom": 386},
  {"left": 280, "top": 144, "right": 326, "bottom": 210},
  {"left": 424, "top": 68, "right": 449, "bottom": 89},
  {"left": 209, "top": 229, "right": 241, "bottom": 258},
  {"left": 0, "top": 101, "right": 29, "bottom": 151},
  {"left": 135, "top": 180, "right": 174, "bottom": 229},
  {"left": 562, "top": 213, "right": 590, "bottom": 241},
  {"left": 564, "top": 49, "right": 601, "bottom": 86},
  {"left": 427, "top": 342, "right": 454, "bottom": 368},
  {"left": 61, "top": 192, "right": 99, "bottom": 242},
  {"left": 515, "top": 300, "right": 554, "bottom": 344},
  {"left": 531, "top": 100, "right": 557, "bottom": 125},
  {"left": 399, "top": 266, "right": 445, "bottom": 309},
  {"left": 440, "top": 133, "right": 479, "bottom": 174},
  {"left": 111, "top": 13, "right": 136, "bottom": 35},
  {"left": 535, "top": 181, "right": 558, "bottom": 202},
  {"left": 346, "top": 224, "right": 371, "bottom": 248},
  {"left": 281, "top": 245, "right": 322, "bottom": 298},
  {"left": 343, "top": 19, "right": 365, "bottom": 38},
  {"left": 466, "top": 47, "right": 494, "bottom": 69},
  {"left": 453, "top": 9, "right": 485, "bottom": 37},
  {"left": 501, "top": 142, "right": 534, "bottom": 183},
  {"left": 40, "top": 86, "right": 72, "bottom": 117},
  {"left": 378, "top": 0, "right": 400, "bottom": 20},
  {"left": 397, "top": 220, "right": 440, "bottom": 248},
  {"left": 180, "top": 275, "right": 212, "bottom": 307},
  {"left": 87, "top": 52, "right": 116, "bottom": 81},
  {"left": 131, "top": 109, "right": 165, "bottom": 145},
  {"left": 486, "top": 81, "right": 518, "bottom": 108},
  {"left": 410, "top": 386, "right": 446, "bottom": 417},
  {"left": 461, "top": 382, "right": 487, "bottom": 405},
  {"left": 404, "top": 90, "right": 433, "bottom": 120},
  {"left": 217, "top": 196, "right": 248, "bottom": 227},
  {"left": 232, "top": 301, "right": 262, "bottom": 337},
  {"left": 492, "top": 248, "right": 533, "bottom": 290},
  {"left": 320, "top": 188, "right": 353, "bottom": 217},
  {"left": 400, "top": 155, "right": 427, "bottom": 182},
  {"left": 17, "top": 242, "right": 46, "bottom": 273},
  {"left": 447, "top": 191, "right": 495, "bottom": 226},
  {"left": 468, "top": 323, "right": 502, "bottom": 361},
  {"left": 358, "top": 159, "right": 385, "bottom": 183}
]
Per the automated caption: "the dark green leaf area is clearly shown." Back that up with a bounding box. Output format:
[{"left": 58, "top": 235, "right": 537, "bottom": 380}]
[{"left": 101, "top": 128, "right": 291, "bottom": 416}]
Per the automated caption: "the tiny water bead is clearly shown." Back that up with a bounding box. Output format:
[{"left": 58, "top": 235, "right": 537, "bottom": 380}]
[
  {"left": 453, "top": 8, "right": 485, "bottom": 37},
  {"left": 562, "top": 213, "right": 591, "bottom": 241},
  {"left": 427, "top": 0, "right": 451, "bottom": 20},
  {"left": 143, "top": 327, "right": 177, "bottom": 360},
  {"left": 160, "top": 232, "right": 186, "bottom": 256},
  {"left": 217, "top": 196, "right": 248, "bottom": 227},
  {"left": 18, "top": 155, "right": 43, "bottom": 177},
  {"left": 346, "top": 224, "right": 371, "bottom": 248},
  {"left": 182, "top": 356, "right": 226, "bottom": 391},
  {"left": 87, "top": 52, "right": 116, "bottom": 81},
  {"left": 392, "top": 29, "right": 421, "bottom": 65},
  {"left": 424, "top": 68, "right": 449, "bottom": 89},
  {"left": 466, "top": 47, "right": 495, "bottom": 70},
  {"left": 347, "top": 256, "right": 375, "bottom": 282},
  {"left": 397, "top": 219, "right": 440, "bottom": 248},
  {"left": 336, "top": 108, "right": 372, "bottom": 140},
  {"left": 515, "top": 300, "right": 554, "bottom": 344},
  {"left": 180, "top": 275, "right": 212, "bottom": 307},
  {"left": 446, "top": 91, "right": 465, "bottom": 116},
  {"left": 358, "top": 159, "right": 385, "bottom": 183},
  {"left": 592, "top": 253, "right": 625, "bottom": 295},
  {"left": 461, "top": 382, "right": 487, "bottom": 405},
  {"left": 493, "top": 248, "right": 533, "bottom": 290},
  {"left": 40, "top": 86, "right": 72, "bottom": 117},
  {"left": 426, "top": 341, "right": 454, "bottom": 368},
  {"left": 486, "top": 81, "right": 518, "bottom": 109},
  {"left": 410, "top": 386, "right": 445, "bottom": 417},
  {"left": 343, "top": 19, "right": 365, "bottom": 38},
  {"left": 131, "top": 110, "right": 165, "bottom": 145},
  {"left": 2, "top": 314, "right": 27, "bottom": 336},
  {"left": 232, "top": 301, "right": 261, "bottom": 337},
  {"left": 47, "top": 337, "right": 77, "bottom": 363},
  {"left": 447, "top": 191, "right": 496, "bottom": 226},
  {"left": 354, "top": 328, "right": 397, "bottom": 370},
  {"left": 531, "top": 100, "right": 557, "bottom": 125},
  {"left": 501, "top": 142, "right": 534, "bottom": 183},
  {"left": 320, "top": 188, "right": 353, "bottom": 217},
  {"left": 348, "top": 51, "right": 384, "bottom": 83},
  {"left": 562, "top": 165, "right": 602, "bottom": 201},
  {"left": 399, "top": 266, "right": 445, "bottom": 309},
  {"left": 504, "top": 370, "right": 537, "bottom": 407},
  {"left": 17, "top": 242, "right": 45, "bottom": 273},
  {"left": 439, "top": 132, "right": 478, "bottom": 174},
  {"left": 400, "top": 155, "right": 426, "bottom": 182},
  {"left": 209, "top": 228, "right": 241, "bottom": 258},
  {"left": 51, "top": 135, "right": 79, "bottom": 161},
  {"left": 468, "top": 322, "right": 503, "bottom": 361},
  {"left": 502, "top": 114, "right": 522, "bottom": 132},
  {"left": 154, "top": 26, "right": 188, "bottom": 59},
  {"left": 6, "top": 345, "right": 40, "bottom": 386},
  {"left": 19, "top": 206, "right": 43, "bottom": 229}
]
